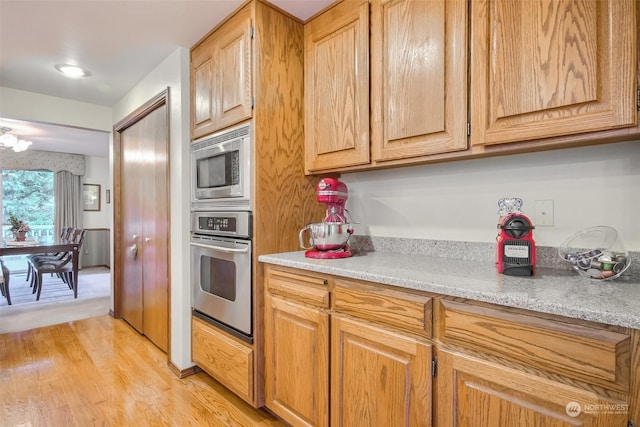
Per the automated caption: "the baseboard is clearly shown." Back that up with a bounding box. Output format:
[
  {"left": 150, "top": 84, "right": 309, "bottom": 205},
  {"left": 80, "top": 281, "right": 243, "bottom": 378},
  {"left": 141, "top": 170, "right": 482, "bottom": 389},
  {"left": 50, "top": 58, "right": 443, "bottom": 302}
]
[
  {"left": 168, "top": 361, "right": 202, "bottom": 379},
  {"left": 108, "top": 309, "right": 115, "bottom": 318}
]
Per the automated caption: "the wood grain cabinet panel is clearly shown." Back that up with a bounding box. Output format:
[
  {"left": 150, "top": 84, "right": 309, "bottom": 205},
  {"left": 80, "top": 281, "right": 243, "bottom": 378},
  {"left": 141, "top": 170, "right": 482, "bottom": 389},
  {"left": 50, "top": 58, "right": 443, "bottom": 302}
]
[
  {"left": 266, "top": 269, "right": 329, "bottom": 308},
  {"left": 371, "top": 0, "right": 468, "bottom": 162},
  {"left": 438, "top": 299, "right": 630, "bottom": 392},
  {"left": 436, "top": 349, "right": 629, "bottom": 427},
  {"left": 470, "top": 0, "right": 637, "bottom": 146},
  {"left": 190, "top": 4, "right": 252, "bottom": 140},
  {"left": 331, "top": 314, "right": 432, "bottom": 427},
  {"left": 333, "top": 278, "right": 432, "bottom": 337},
  {"left": 264, "top": 294, "right": 329, "bottom": 427},
  {"left": 304, "top": 0, "right": 370, "bottom": 172},
  {"left": 192, "top": 316, "right": 254, "bottom": 403}
]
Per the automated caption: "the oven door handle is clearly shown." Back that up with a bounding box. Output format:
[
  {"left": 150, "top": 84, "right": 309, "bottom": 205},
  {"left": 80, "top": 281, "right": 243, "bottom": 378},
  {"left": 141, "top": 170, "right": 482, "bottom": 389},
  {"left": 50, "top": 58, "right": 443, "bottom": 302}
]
[{"left": 190, "top": 242, "right": 250, "bottom": 254}]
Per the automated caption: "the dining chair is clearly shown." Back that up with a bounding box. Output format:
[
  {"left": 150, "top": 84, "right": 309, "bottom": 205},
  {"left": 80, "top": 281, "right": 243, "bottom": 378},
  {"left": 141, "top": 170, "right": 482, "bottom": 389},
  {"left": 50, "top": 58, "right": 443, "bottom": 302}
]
[
  {"left": 31, "top": 228, "right": 86, "bottom": 301},
  {"left": 0, "top": 259, "right": 11, "bottom": 305},
  {"left": 26, "top": 226, "right": 74, "bottom": 283}
]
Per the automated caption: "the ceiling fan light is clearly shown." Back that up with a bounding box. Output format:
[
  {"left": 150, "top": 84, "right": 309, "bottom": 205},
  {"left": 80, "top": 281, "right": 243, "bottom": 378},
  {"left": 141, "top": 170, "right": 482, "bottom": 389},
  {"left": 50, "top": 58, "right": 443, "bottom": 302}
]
[
  {"left": 0, "top": 133, "right": 18, "bottom": 147},
  {"left": 13, "top": 140, "right": 33, "bottom": 152},
  {"left": 55, "top": 64, "right": 91, "bottom": 78}
]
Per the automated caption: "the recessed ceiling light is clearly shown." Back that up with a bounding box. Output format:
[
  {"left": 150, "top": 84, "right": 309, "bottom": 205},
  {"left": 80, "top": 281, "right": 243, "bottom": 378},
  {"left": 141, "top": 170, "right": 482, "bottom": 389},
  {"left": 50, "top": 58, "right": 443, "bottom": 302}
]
[{"left": 55, "top": 64, "right": 91, "bottom": 78}]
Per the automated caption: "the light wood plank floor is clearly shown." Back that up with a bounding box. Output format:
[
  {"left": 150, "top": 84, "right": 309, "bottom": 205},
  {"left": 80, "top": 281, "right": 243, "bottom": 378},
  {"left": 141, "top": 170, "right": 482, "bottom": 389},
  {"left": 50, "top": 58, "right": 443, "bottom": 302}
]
[{"left": 0, "top": 315, "right": 285, "bottom": 426}]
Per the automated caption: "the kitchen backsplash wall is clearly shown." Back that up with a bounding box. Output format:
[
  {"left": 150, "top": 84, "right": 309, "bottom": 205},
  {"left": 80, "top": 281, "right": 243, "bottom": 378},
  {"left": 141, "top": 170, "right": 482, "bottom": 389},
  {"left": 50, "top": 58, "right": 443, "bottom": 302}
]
[{"left": 341, "top": 140, "right": 640, "bottom": 251}]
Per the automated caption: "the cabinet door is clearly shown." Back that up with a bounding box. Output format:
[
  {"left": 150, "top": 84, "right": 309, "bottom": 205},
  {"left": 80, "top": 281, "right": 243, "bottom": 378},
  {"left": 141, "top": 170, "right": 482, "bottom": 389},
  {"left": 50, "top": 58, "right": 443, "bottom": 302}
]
[
  {"left": 331, "top": 315, "right": 432, "bottom": 427},
  {"left": 214, "top": 5, "right": 253, "bottom": 131},
  {"left": 190, "top": 37, "right": 216, "bottom": 140},
  {"left": 371, "top": 0, "right": 468, "bottom": 162},
  {"left": 470, "top": 0, "right": 637, "bottom": 146},
  {"left": 435, "top": 349, "right": 629, "bottom": 427},
  {"left": 264, "top": 294, "right": 329, "bottom": 427},
  {"left": 304, "top": 0, "right": 370, "bottom": 173}
]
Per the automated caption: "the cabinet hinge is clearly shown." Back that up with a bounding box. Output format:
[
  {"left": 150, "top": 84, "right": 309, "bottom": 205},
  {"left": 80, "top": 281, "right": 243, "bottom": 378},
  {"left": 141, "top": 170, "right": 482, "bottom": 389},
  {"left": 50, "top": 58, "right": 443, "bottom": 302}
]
[
  {"left": 637, "top": 87, "right": 640, "bottom": 111},
  {"left": 251, "top": 97, "right": 255, "bottom": 109},
  {"left": 431, "top": 357, "right": 438, "bottom": 377},
  {"left": 467, "top": 122, "right": 471, "bottom": 136},
  {"left": 250, "top": 26, "right": 254, "bottom": 39}
]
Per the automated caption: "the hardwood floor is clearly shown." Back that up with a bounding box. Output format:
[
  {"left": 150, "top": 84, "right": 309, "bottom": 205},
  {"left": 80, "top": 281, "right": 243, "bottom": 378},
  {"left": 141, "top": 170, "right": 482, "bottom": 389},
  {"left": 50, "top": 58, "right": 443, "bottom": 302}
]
[{"left": 0, "top": 315, "right": 285, "bottom": 426}]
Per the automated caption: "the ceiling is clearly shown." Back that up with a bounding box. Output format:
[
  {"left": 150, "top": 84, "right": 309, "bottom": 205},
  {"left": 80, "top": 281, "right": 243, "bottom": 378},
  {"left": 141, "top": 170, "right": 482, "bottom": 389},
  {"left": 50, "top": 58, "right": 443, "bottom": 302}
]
[{"left": 0, "top": 0, "right": 334, "bottom": 157}]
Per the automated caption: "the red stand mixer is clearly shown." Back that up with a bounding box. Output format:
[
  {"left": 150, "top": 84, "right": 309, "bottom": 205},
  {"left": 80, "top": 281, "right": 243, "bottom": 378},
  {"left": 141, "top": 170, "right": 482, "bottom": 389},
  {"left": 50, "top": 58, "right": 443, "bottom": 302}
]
[
  {"left": 299, "top": 178, "right": 354, "bottom": 259},
  {"left": 496, "top": 198, "right": 536, "bottom": 276}
]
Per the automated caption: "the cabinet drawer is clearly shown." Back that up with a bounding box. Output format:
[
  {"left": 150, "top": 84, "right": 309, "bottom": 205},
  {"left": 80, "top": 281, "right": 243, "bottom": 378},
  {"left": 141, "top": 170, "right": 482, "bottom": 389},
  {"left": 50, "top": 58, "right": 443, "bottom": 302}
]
[
  {"left": 333, "top": 279, "right": 432, "bottom": 337},
  {"left": 437, "top": 300, "right": 630, "bottom": 392},
  {"left": 192, "top": 316, "right": 254, "bottom": 403},
  {"left": 266, "top": 267, "right": 330, "bottom": 308}
]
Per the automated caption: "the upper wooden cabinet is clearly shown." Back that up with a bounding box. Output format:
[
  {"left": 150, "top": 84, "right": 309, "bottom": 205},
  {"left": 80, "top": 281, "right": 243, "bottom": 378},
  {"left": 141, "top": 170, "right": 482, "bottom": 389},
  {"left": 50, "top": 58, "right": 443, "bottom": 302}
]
[
  {"left": 304, "top": 0, "right": 370, "bottom": 172},
  {"left": 303, "top": 0, "right": 638, "bottom": 173},
  {"left": 470, "top": 0, "right": 637, "bottom": 147},
  {"left": 371, "top": 0, "right": 468, "bottom": 162},
  {"left": 190, "top": 5, "right": 252, "bottom": 140}
]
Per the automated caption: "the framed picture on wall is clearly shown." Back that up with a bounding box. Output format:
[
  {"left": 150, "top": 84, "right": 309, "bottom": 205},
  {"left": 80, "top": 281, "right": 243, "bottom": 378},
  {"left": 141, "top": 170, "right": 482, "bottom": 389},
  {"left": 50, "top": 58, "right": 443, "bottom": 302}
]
[{"left": 83, "top": 184, "right": 101, "bottom": 211}]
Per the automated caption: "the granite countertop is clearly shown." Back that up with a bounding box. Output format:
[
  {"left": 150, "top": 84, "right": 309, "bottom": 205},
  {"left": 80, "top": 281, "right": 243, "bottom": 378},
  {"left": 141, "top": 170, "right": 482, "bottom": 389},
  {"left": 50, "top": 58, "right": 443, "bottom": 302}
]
[{"left": 258, "top": 250, "right": 640, "bottom": 329}]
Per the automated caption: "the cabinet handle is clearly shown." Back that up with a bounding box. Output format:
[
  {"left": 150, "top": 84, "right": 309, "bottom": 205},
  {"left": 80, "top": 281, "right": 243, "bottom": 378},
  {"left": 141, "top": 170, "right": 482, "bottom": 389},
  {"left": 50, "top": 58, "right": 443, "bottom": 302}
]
[{"left": 145, "top": 237, "right": 151, "bottom": 243}]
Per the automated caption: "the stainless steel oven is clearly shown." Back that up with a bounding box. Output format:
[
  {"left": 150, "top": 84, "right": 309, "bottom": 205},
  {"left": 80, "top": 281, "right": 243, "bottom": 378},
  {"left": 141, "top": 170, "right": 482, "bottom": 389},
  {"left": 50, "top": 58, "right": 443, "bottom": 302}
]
[{"left": 191, "top": 211, "right": 253, "bottom": 342}]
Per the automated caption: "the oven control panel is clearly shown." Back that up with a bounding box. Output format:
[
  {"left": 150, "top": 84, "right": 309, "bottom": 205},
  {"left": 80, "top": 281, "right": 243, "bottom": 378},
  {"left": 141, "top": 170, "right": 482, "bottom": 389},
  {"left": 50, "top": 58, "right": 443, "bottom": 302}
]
[
  {"left": 191, "top": 211, "right": 252, "bottom": 239},
  {"left": 199, "top": 216, "right": 237, "bottom": 233}
]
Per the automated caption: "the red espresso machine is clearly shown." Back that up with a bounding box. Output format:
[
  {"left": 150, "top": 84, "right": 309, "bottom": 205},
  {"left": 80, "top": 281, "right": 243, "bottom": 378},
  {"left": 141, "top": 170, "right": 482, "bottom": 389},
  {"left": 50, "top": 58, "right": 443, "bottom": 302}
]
[
  {"left": 299, "top": 178, "right": 354, "bottom": 259},
  {"left": 496, "top": 198, "right": 536, "bottom": 276}
]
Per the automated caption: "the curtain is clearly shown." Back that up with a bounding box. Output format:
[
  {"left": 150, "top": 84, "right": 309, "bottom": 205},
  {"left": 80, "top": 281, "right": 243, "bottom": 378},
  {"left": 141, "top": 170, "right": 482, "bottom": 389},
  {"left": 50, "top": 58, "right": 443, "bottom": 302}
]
[{"left": 54, "top": 171, "right": 83, "bottom": 231}]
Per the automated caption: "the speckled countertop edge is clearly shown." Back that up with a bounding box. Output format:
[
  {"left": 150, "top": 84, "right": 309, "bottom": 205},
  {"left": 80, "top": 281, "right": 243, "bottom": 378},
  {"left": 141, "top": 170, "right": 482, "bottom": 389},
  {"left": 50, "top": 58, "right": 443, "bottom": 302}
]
[{"left": 259, "top": 244, "right": 640, "bottom": 329}]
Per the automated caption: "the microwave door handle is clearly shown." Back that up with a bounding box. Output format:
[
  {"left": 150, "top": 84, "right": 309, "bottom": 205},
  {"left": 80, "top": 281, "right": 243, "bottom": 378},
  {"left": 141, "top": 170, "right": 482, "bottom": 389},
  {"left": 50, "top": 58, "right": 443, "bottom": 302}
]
[{"left": 191, "top": 242, "right": 249, "bottom": 254}]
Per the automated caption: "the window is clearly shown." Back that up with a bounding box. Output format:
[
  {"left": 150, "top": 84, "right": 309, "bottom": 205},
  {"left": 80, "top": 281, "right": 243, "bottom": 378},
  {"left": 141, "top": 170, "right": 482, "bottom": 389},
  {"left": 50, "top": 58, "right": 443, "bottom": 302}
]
[{"left": 1, "top": 169, "right": 55, "bottom": 271}]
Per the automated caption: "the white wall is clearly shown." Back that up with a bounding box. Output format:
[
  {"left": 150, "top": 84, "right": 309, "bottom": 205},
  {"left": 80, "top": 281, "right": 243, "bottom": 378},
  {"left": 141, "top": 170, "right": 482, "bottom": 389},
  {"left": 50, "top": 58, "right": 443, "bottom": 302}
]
[
  {"left": 83, "top": 155, "right": 110, "bottom": 228},
  {"left": 0, "top": 87, "right": 112, "bottom": 131},
  {"left": 112, "top": 47, "right": 192, "bottom": 370},
  {"left": 342, "top": 140, "right": 640, "bottom": 251}
]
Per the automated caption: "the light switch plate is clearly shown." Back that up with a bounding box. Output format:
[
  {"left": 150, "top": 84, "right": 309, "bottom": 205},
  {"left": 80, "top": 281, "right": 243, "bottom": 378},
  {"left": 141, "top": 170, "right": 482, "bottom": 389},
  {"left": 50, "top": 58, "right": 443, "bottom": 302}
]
[{"left": 534, "top": 200, "right": 554, "bottom": 226}]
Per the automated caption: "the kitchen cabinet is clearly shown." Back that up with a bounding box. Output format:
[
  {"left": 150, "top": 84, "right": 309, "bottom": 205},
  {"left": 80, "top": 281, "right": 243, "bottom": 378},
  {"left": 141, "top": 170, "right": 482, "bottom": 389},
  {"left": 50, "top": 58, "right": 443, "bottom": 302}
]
[
  {"left": 264, "top": 269, "right": 330, "bottom": 427},
  {"left": 435, "top": 299, "right": 631, "bottom": 427},
  {"left": 331, "top": 315, "right": 432, "bottom": 426},
  {"left": 189, "top": 1, "right": 327, "bottom": 408},
  {"left": 192, "top": 315, "right": 254, "bottom": 402},
  {"left": 190, "top": 5, "right": 252, "bottom": 140},
  {"left": 370, "top": 0, "right": 468, "bottom": 162},
  {"left": 304, "top": 0, "right": 370, "bottom": 172},
  {"left": 303, "top": 0, "right": 638, "bottom": 174},
  {"left": 470, "top": 0, "right": 637, "bottom": 147},
  {"left": 262, "top": 262, "right": 640, "bottom": 426},
  {"left": 436, "top": 349, "right": 628, "bottom": 427},
  {"left": 264, "top": 265, "right": 433, "bottom": 426}
]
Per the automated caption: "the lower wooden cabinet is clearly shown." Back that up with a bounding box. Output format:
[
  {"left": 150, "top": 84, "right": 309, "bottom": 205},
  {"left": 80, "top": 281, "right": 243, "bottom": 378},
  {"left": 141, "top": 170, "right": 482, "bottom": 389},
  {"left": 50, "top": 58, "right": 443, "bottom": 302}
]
[
  {"left": 262, "top": 264, "right": 638, "bottom": 427},
  {"left": 264, "top": 266, "right": 433, "bottom": 426},
  {"left": 264, "top": 293, "right": 329, "bottom": 427},
  {"left": 435, "top": 349, "right": 629, "bottom": 427},
  {"left": 331, "top": 315, "right": 432, "bottom": 427},
  {"left": 192, "top": 315, "right": 254, "bottom": 404}
]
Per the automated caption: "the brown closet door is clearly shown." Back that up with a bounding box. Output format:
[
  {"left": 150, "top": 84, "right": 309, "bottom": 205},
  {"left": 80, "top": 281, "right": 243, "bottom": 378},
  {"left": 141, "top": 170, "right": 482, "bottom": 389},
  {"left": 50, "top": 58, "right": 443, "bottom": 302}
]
[
  {"left": 140, "top": 105, "right": 169, "bottom": 353},
  {"left": 118, "top": 99, "right": 169, "bottom": 353}
]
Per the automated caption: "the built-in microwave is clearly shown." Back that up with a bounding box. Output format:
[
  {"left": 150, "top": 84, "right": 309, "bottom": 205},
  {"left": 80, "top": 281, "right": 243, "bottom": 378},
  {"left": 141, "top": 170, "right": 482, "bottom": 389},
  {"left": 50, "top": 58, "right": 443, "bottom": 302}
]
[{"left": 192, "top": 122, "right": 251, "bottom": 207}]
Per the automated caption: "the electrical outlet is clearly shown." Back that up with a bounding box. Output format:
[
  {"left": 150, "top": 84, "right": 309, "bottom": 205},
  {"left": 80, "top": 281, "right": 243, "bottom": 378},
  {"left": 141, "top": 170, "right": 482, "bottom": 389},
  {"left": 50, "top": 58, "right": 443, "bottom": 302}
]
[{"left": 534, "top": 200, "right": 554, "bottom": 226}]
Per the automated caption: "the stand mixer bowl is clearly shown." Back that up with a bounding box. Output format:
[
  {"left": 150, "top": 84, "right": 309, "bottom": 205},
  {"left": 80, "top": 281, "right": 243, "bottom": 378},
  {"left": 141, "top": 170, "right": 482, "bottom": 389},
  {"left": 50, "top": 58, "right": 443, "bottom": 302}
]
[{"left": 299, "top": 222, "right": 353, "bottom": 251}]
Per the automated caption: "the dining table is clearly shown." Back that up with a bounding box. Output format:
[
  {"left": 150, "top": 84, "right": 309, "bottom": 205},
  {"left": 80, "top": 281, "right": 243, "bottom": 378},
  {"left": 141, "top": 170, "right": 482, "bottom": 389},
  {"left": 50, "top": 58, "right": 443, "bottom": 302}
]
[{"left": 0, "top": 237, "right": 81, "bottom": 298}]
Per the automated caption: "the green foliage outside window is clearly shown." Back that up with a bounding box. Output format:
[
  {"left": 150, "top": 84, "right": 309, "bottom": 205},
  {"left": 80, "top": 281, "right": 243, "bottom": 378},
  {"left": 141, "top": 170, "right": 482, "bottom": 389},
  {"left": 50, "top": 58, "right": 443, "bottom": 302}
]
[{"left": 2, "top": 170, "right": 54, "bottom": 235}]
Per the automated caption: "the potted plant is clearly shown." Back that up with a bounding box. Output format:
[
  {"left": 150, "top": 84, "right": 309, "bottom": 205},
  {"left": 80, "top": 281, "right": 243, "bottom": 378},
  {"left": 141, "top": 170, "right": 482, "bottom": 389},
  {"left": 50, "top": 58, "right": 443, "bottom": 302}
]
[{"left": 7, "top": 213, "right": 31, "bottom": 241}]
